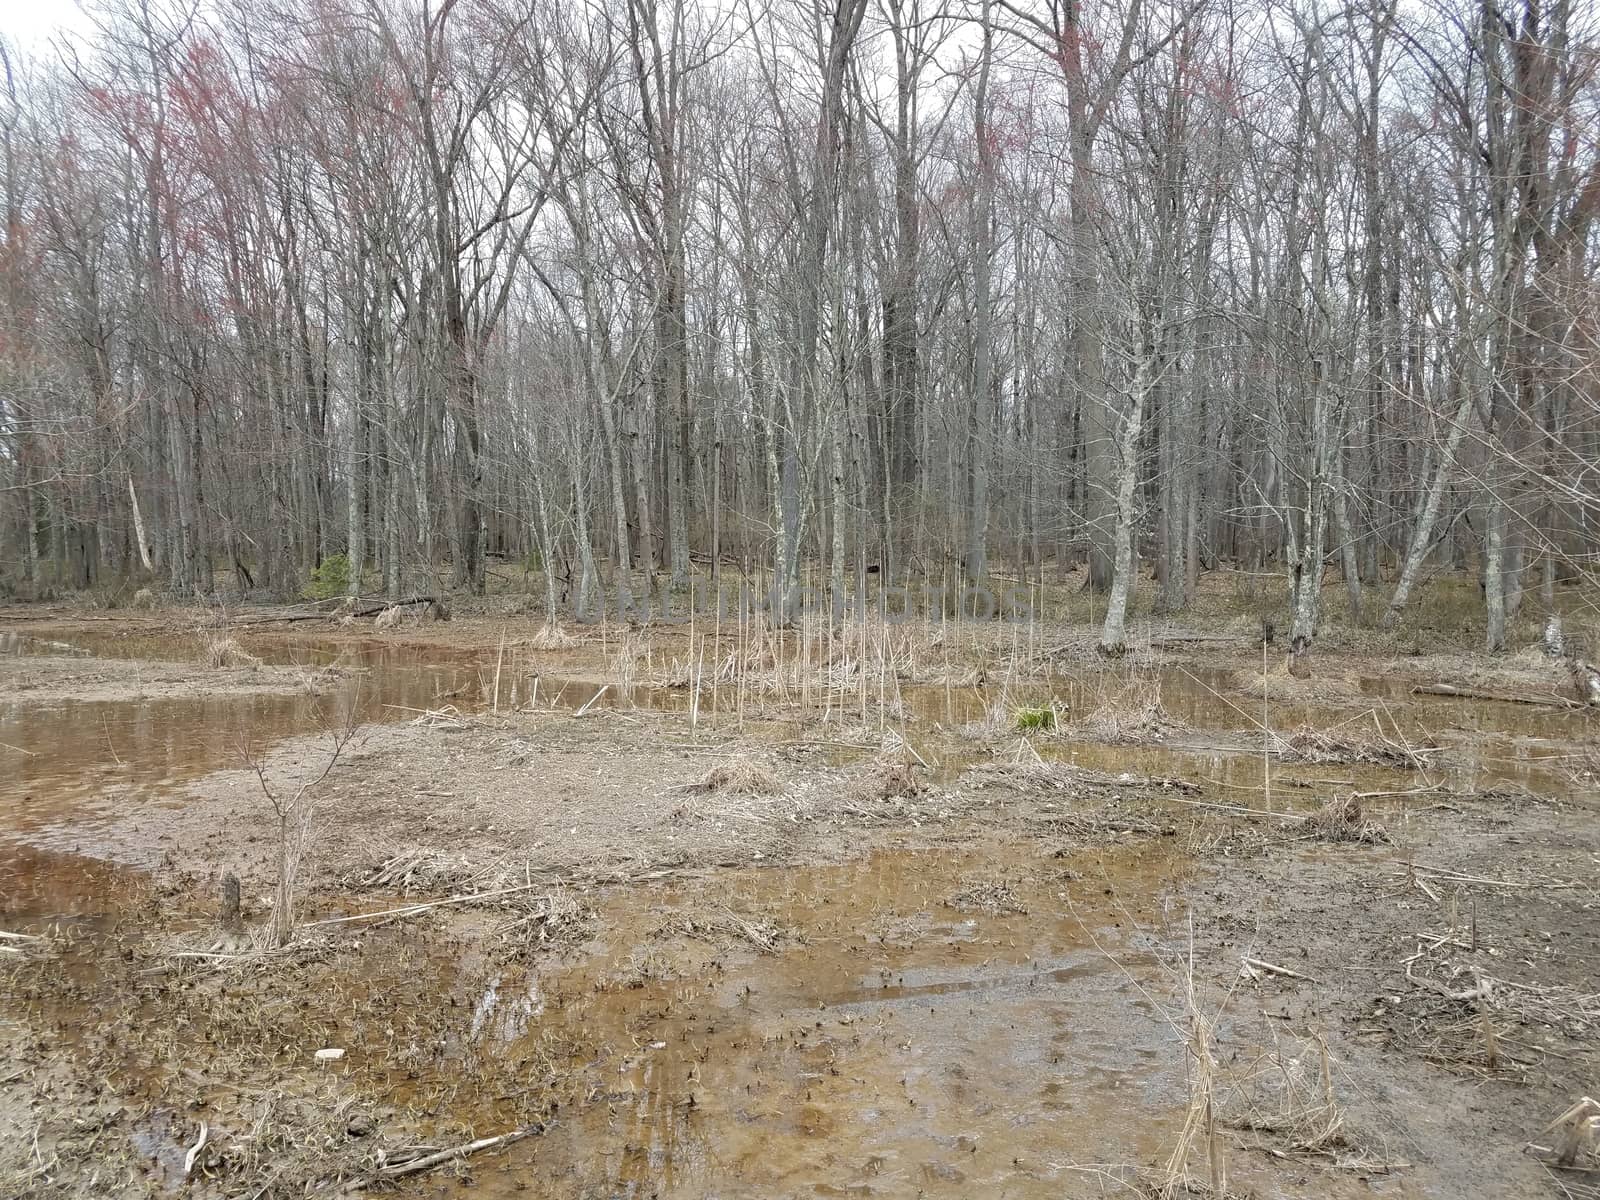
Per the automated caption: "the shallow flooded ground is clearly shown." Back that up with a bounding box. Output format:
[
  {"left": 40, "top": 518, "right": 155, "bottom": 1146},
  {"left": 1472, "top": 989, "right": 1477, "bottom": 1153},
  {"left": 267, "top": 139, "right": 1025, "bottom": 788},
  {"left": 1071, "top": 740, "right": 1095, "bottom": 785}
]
[{"left": 2, "top": 608, "right": 1597, "bottom": 1198}]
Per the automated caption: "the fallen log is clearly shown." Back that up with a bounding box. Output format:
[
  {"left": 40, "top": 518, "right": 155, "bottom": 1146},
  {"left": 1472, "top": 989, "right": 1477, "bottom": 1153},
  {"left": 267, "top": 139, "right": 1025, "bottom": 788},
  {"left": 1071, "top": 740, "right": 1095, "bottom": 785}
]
[
  {"left": 220, "top": 596, "right": 441, "bottom": 626},
  {"left": 1410, "top": 683, "right": 1582, "bottom": 710}
]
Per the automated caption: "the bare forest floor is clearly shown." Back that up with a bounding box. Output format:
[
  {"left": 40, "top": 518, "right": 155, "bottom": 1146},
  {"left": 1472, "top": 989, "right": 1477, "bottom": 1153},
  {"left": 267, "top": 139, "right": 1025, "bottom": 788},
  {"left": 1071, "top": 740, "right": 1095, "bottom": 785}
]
[{"left": 2, "top": 577, "right": 1598, "bottom": 1199}]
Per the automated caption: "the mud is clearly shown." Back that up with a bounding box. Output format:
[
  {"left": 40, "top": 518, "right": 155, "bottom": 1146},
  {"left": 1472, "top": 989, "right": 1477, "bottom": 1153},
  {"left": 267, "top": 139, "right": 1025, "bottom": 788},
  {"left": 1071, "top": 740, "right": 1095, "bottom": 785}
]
[{"left": 2, "top": 609, "right": 1598, "bottom": 1199}]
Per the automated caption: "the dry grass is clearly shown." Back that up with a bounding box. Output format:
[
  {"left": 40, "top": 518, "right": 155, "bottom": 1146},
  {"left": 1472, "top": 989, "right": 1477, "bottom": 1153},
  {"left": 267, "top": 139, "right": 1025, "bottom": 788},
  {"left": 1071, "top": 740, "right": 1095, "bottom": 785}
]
[
  {"left": 1298, "top": 794, "right": 1390, "bottom": 844},
  {"left": 650, "top": 905, "right": 791, "bottom": 954},
  {"left": 946, "top": 877, "right": 1028, "bottom": 915},
  {"left": 852, "top": 761, "right": 924, "bottom": 801},
  {"left": 1222, "top": 1032, "right": 1360, "bottom": 1162},
  {"left": 1070, "top": 669, "right": 1187, "bottom": 745},
  {"left": 0, "top": 900, "right": 571, "bottom": 1199},
  {"left": 610, "top": 629, "right": 647, "bottom": 692},
  {"left": 1275, "top": 725, "right": 1429, "bottom": 769},
  {"left": 204, "top": 634, "right": 262, "bottom": 668},
  {"left": 685, "top": 758, "right": 782, "bottom": 796},
  {"left": 350, "top": 848, "right": 482, "bottom": 894}
]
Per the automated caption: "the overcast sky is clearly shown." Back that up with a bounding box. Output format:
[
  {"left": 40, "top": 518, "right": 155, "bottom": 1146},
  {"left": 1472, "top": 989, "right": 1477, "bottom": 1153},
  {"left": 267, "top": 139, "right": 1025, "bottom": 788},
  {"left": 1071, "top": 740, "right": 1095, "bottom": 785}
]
[{"left": 1, "top": 1, "right": 94, "bottom": 54}]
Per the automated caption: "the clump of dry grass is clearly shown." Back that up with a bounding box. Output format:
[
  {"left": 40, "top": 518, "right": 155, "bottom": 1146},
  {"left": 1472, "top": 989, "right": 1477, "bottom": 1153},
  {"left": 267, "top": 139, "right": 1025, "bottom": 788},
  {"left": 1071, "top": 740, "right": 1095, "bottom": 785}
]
[
  {"left": 526, "top": 623, "right": 581, "bottom": 650},
  {"left": 496, "top": 887, "right": 591, "bottom": 954},
  {"left": 204, "top": 635, "right": 262, "bottom": 668},
  {"left": 685, "top": 758, "right": 781, "bottom": 796},
  {"left": 351, "top": 849, "right": 481, "bottom": 894},
  {"left": 1070, "top": 670, "right": 1187, "bottom": 745},
  {"left": 1136, "top": 949, "right": 1233, "bottom": 1200},
  {"left": 1298, "top": 794, "right": 1389, "bottom": 844},
  {"left": 1122, "top": 932, "right": 1381, "bottom": 1197},
  {"left": 1221, "top": 1032, "right": 1358, "bottom": 1163},
  {"left": 1275, "top": 726, "right": 1428, "bottom": 769},
  {"left": 650, "top": 906, "right": 791, "bottom": 954},
  {"left": 946, "top": 878, "right": 1027, "bottom": 915},
  {"left": 851, "top": 761, "right": 924, "bottom": 801},
  {"left": 610, "top": 629, "right": 647, "bottom": 691}
]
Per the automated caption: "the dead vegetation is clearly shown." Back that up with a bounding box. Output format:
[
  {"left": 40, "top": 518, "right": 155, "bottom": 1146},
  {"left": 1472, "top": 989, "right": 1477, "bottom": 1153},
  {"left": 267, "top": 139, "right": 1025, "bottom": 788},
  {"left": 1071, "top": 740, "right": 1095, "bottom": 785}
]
[
  {"left": 683, "top": 757, "right": 781, "bottom": 796},
  {"left": 1535, "top": 1098, "right": 1600, "bottom": 1168},
  {"left": 1274, "top": 724, "right": 1431, "bottom": 769},
  {"left": 1391, "top": 935, "right": 1600, "bottom": 1078},
  {"left": 1220, "top": 1032, "right": 1370, "bottom": 1166},
  {"left": 525, "top": 622, "right": 582, "bottom": 650},
  {"left": 963, "top": 758, "right": 1201, "bottom": 800},
  {"left": 649, "top": 905, "right": 792, "bottom": 954},
  {"left": 851, "top": 760, "right": 923, "bottom": 801},
  {"left": 945, "top": 877, "right": 1027, "bottom": 915},
  {"left": 1081, "top": 916, "right": 1395, "bottom": 1200},
  {"left": 0, "top": 900, "right": 569, "bottom": 1199},
  {"left": 1296, "top": 794, "right": 1391, "bottom": 844},
  {"left": 204, "top": 634, "right": 263, "bottom": 668},
  {"left": 1068, "top": 669, "right": 1188, "bottom": 745},
  {"left": 350, "top": 848, "right": 481, "bottom": 894}
]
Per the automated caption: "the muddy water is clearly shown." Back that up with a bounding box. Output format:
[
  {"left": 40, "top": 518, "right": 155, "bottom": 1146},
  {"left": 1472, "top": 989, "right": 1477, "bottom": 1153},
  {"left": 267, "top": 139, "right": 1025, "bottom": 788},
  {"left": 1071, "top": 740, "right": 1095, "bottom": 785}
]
[
  {"left": 508, "top": 844, "right": 1184, "bottom": 1199},
  {"left": 1, "top": 633, "right": 487, "bottom": 855},
  {"left": 336, "top": 840, "right": 1347, "bottom": 1200},
  {"left": 2, "top": 627, "right": 1586, "bottom": 866}
]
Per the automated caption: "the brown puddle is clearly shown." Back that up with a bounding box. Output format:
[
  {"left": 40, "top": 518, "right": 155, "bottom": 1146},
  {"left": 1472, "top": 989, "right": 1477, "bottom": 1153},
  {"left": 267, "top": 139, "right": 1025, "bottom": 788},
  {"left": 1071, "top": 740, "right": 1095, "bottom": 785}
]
[
  {"left": 503, "top": 843, "right": 1184, "bottom": 1198},
  {"left": 282, "top": 838, "right": 1378, "bottom": 1199}
]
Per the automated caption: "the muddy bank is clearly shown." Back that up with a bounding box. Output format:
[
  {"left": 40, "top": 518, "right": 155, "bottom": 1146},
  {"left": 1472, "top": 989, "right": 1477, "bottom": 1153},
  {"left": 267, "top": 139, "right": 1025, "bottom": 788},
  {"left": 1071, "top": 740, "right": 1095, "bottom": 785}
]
[
  {"left": 0, "top": 645, "right": 333, "bottom": 706},
  {"left": 65, "top": 706, "right": 1206, "bottom": 902}
]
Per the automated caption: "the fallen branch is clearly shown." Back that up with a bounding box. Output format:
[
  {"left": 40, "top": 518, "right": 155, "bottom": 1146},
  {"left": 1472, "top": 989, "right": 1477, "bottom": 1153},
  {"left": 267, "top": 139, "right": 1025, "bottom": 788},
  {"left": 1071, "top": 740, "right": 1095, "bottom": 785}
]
[
  {"left": 342, "top": 1126, "right": 541, "bottom": 1192},
  {"left": 303, "top": 881, "right": 555, "bottom": 928},
  {"left": 1405, "top": 960, "right": 1493, "bottom": 1003},
  {"left": 1241, "top": 956, "right": 1318, "bottom": 984},
  {"left": 224, "top": 596, "right": 441, "bottom": 626}
]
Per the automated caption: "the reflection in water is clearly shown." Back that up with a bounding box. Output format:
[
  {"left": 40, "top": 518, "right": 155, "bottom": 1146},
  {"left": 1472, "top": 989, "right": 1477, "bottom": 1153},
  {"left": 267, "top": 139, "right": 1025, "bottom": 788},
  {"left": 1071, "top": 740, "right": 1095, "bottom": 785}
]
[
  {"left": 470, "top": 971, "right": 546, "bottom": 1043},
  {"left": 0, "top": 649, "right": 484, "bottom": 852}
]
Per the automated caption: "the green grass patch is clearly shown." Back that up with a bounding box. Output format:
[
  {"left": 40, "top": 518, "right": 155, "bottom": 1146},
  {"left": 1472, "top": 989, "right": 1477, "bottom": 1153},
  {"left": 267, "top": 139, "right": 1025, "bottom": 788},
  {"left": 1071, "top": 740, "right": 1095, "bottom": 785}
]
[{"left": 1015, "top": 704, "right": 1057, "bottom": 732}]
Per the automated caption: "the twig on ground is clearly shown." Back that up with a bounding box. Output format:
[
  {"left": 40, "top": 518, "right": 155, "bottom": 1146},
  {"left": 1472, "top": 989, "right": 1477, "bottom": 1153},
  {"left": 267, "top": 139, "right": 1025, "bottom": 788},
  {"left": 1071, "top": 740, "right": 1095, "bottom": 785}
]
[
  {"left": 1241, "top": 957, "right": 1318, "bottom": 984},
  {"left": 341, "top": 1126, "right": 541, "bottom": 1192}
]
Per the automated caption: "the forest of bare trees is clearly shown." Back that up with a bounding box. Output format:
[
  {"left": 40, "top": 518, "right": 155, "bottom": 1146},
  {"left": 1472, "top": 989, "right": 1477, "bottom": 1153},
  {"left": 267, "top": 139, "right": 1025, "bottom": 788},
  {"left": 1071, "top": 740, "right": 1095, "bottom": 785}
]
[{"left": 1, "top": 0, "right": 1596, "bottom": 657}]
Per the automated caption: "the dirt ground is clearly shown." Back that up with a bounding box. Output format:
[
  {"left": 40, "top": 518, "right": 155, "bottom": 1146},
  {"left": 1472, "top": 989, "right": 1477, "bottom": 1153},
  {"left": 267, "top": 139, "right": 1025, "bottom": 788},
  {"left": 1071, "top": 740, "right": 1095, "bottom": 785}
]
[{"left": 2, "top": 604, "right": 1597, "bottom": 1199}]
